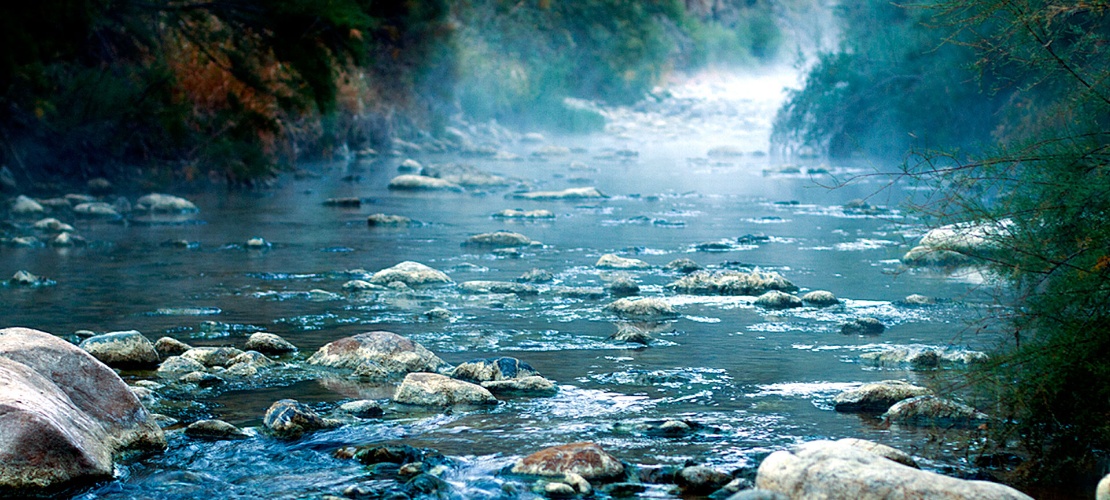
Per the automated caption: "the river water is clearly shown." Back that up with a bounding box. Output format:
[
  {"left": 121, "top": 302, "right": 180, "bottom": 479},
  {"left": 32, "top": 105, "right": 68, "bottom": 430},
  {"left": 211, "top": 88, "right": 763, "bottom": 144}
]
[{"left": 2, "top": 70, "right": 1000, "bottom": 499}]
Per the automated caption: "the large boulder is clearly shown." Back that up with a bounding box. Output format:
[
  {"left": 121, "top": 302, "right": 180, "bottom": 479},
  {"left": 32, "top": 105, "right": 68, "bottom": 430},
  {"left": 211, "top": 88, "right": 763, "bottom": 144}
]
[
  {"left": 512, "top": 442, "right": 625, "bottom": 481},
  {"left": 0, "top": 327, "right": 165, "bottom": 493},
  {"left": 135, "top": 193, "right": 198, "bottom": 213},
  {"left": 511, "top": 187, "right": 607, "bottom": 200},
  {"left": 833, "top": 380, "right": 931, "bottom": 413},
  {"left": 756, "top": 440, "right": 1030, "bottom": 499},
  {"left": 369, "top": 261, "right": 452, "bottom": 287},
  {"left": 79, "top": 331, "right": 160, "bottom": 368},
  {"left": 306, "top": 331, "right": 450, "bottom": 380},
  {"left": 667, "top": 269, "right": 797, "bottom": 295},
  {"left": 392, "top": 373, "right": 497, "bottom": 406},
  {"left": 901, "top": 220, "right": 1010, "bottom": 267},
  {"left": 606, "top": 297, "right": 679, "bottom": 320},
  {"left": 387, "top": 174, "right": 463, "bottom": 191}
]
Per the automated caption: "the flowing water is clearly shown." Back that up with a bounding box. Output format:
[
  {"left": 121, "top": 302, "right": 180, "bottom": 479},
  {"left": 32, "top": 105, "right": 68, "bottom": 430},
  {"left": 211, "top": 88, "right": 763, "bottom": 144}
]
[{"left": 1, "top": 70, "right": 1001, "bottom": 499}]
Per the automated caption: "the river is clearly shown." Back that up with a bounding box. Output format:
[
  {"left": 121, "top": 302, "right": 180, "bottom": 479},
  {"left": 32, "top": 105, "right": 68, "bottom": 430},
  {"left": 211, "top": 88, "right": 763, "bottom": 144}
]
[{"left": 1, "top": 69, "right": 1000, "bottom": 499}]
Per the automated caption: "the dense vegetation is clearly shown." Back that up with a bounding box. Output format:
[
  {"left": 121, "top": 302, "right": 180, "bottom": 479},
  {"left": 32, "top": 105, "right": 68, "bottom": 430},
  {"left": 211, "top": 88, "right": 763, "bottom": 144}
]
[
  {"left": 0, "top": 0, "right": 787, "bottom": 189},
  {"left": 775, "top": 0, "right": 1110, "bottom": 493}
]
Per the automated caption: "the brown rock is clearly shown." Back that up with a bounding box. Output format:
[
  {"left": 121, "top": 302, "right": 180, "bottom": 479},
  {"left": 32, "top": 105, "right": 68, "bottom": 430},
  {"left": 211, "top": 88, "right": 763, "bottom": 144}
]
[{"left": 512, "top": 442, "right": 625, "bottom": 481}]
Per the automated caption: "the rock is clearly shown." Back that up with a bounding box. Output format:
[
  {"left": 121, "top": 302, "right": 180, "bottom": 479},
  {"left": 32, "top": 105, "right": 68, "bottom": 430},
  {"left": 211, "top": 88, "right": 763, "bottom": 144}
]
[
  {"left": 423, "top": 307, "right": 454, "bottom": 320},
  {"left": 726, "top": 489, "right": 789, "bottom": 500},
  {"left": 596, "top": 254, "right": 650, "bottom": 269},
  {"left": 754, "top": 290, "right": 803, "bottom": 309},
  {"left": 835, "top": 438, "right": 918, "bottom": 468},
  {"left": 135, "top": 193, "right": 198, "bottom": 213},
  {"left": 902, "top": 294, "right": 935, "bottom": 306},
  {"left": 606, "top": 276, "right": 640, "bottom": 296},
  {"left": 665, "top": 258, "right": 701, "bottom": 273},
  {"left": 87, "top": 178, "right": 112, "bottom": 193},
  {"left": 459, "top": 280, "right": 539, "bottom": 295},
  {"left": 882, "top": 395, "right": 989, "bottom": 426},
  {"left": 840, "top": 317, "right": 885, "bottom": 335},
  {"left": 367, "top": 213, "right": 412, "bottom": 226},
  {"left": 608, "top": 323, "right": 653, "bottom": 345},
  {"left": 181, "top": 346, "right": 245, "bottom": 367},
  {"left": 512, "top": 442, "right": 625, "bottom": 481},
  {"left": 833, "top": 380, "right": 932, "bottom": 413},
  {"left": 156, "top": 356, "right": 206, "bottom": 376},
  {"left": 184, "top": 419, "right": 248, "bottom": 440},
  {"left": 369, "top": 261, "right": 452, "bottom": 287},
  {"left": 73, "top": 202, "right": 120, "bottom": 218},
  {"left": 32, "top": 218, "right": 73, "bottom": 232},
  {"left": 245, "top": 237, "right": 270, "bottom": 249},
  {"left": 543, "top": 481, "right": 576, "bottom": 497},
  {"left": 561, "top": 472, "right": 592, "bottom": 495},
  {"left": 153, "top": 337, "right": 192, "bottom": 358},
  {"left": 801, "top": 290, "right": 839, "bottom": 307},
  {"left": 244, "top": 332, "right": 297, "bottom": 355},
  {"left": 421, "top": 163, "right": 513, "bottom": 187},
  {"left": 337, "top": 400, "right": 384, "bottom": 418},
  {"left": 398, "top": 158, "right": 423, "bottom": 172},
  {"left": 494, "top": 209, "right": 556, "bottom": 219},
  {"left": 463, "top": 231, "right": 537, "bottom": 248},
  {"left": 227, "top": 350, "right": 274, "bottom": 368},
  {"left": 1098, "top": 473, "right": 1110, "bottom": 500},
  {"left": 901, "top": 220, "right": 1010, "bottom": 267},
  {"left": 392, "top": 372, "right": 497, "bottom": 406},
  {"left": 0, "top": 327, "right": 166, "bottom": 492},
  {"left": 342, "top": 280, "right": 383, "bottom": 292},
  {"left": 178, "top": 371, "right": 223, "bottom": 387},
  {"left": 553, "top": 286, "right": 607, "bottom": 300},
  {"left": 676, "top": 466, "right": 732, "bottom": 495},
  {"left": 10, "top": 195, "right": 45, "bottom": 215},
  {"left": 306, "top": 331, "right": 450, "bottom": 380},
  {"left": 482, "top": 376, "right": 558, "bottom": 397},
  {"left": 755, "top": 440, "right": 1030, "bottom": 499},
  {"left": 512, "top": 187, "right": 607, "bottom": 200},
  {"left": 79, "top": 331, "right": 160, "bottom": 368},
  {"left": 263, "top": 399, "right": 340, "bottom": 439},
  {"left": 388, "top": 174, "right": 463, "bottom": 191},
  {"left": 352, "top": 444, "right": 448, "bottom": 467},
  {"left": 606, "top": 297, "right": 679, "bottom": 320},
  {"left": 323, "top": 197, "right": 361, "bottom": 207},
  {"left": 50, "top": 232, "right": 86, "bottom": 247},
  {"left": 518, "top": 268, "right": 554, "bottom": 283},
  {"left": 452, "top": 357, "right": 540, "bottom": 382},
  {"left": 860, "top": 346, "right": 987, "bottom": 369},
  {"left": 668, "top": 270, "right": 797, "bottom": 295},
  {"left": 10, "top": 270, "right": 46, "bottom": 286}
]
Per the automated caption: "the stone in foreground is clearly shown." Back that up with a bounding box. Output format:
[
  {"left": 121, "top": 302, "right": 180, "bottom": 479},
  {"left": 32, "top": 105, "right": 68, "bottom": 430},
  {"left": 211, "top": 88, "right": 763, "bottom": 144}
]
[
  {"left": 307, "top": 331, "right": 450, "bottom": 380},
  {"left": 512, "top": 442, "right": 625, "bottom": 481},
  {"left": 756, "top": 440, "right": 1030, "bottom": 499},
  {"left": 393, "top": 372, "right": 497, "bottom": 406}
]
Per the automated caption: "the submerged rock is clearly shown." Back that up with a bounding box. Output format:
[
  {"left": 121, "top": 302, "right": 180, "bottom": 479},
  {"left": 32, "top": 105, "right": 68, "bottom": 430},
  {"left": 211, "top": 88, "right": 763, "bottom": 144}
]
[
  {"left": 882, "top": 395, "right": 989, "bottom": 426},
  {"left": 512, "top": 442, "right": 625, "bottom": 481},
  {"left": 463, "top": 231, "right": 538, "bottom": 248},
  {"left": 369, "top": 261, "right": 452, "bottom": 287},
  {"left": 244, "top": 332, "right": 297, "bottom": 355},
  {"left": 184, "top": 419, "right": 248, "bottom": 440},
  {"left": 306, "top": 331, "right": 450, "bottom": 380},
  {"left": 263, "top": 399, "right": 340, "bottom": 439},
  {"left": 756, "top": 440, "right": 1030, "bottom": 500},
  {"left": 606, "top": 297, "right": 679, "bottom": 320},
  {"left": 668, "top": 269, "right": 797, "bottom": 295},
  {"left": 322, "top": 197, "right": 361, "bottom": 207},
  {"left": 135, "top": 193, "right": 198, "bottom": 213},
  {"left": 0, "top": 327, "right": 166, "bottom": 493},
  {"left": 833, "top": 380, "right": 932, "bottom": 413},
  {"left": 393, "top": 373, "right": 497, "bottom": 406},
  {"left": 840, "top": 317, "right": 885, "bottom": 335},
  {"left": 366, "top": 213, "right": 413, "bottom": 226},
  {"left": 596, "top": 254, "right": 650, "bottom": 269},
  {"left": 79, "top": 331, "right": 160, "bottom": 368},
  {"left": 494, "top": 208, "right": 555, "bottom": 219},
  {"left": 512, "top": 187, "right": 607, "bottom": 200},
  {"left": 801, "top": 290, "right": 840, "bottom": 307},
  {"left": 754, "top": 290, "right": 803, "bottom": 309},
  {"left": 388, "top": 174, "right": 463, "bottom": 191}
]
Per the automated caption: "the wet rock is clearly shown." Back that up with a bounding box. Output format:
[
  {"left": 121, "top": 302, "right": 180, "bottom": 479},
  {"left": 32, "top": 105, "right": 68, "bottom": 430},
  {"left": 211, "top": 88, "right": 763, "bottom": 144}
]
[
  {"left": 136, "top": 193, "right": 198, "bottom": 213},
  {"left": 422, "top": 163, "right": 513, "bottom": 187},
  {"left": 184, "top": 419, "right": 248, "bottom": 440},
  {"left": 264, "top": 399, "right": 340, "bottom": 439},
  {"left": 835, "top": 438, "right": 918, "bottom": 468},
  {"left": 833, "top": 380, "right": 932, "bottom": 413},
  {"left": 227, "top": 350, "right": 274, "bottom": 368},
  {"left": 676, "top": 466, "right": 732, "bottom": 495},
  {"left": 801, "top": 290, "right": 840, "bottom": 307},
  {"left": 452, "top": 356, "right": 540, "bottom": 382},
  {"left": 901, "top": 220, "right": 1010, "bottom": 267},
  {"left": 337, "top": 400, "right": 384, "bottom": 418},
  {"left": 512, "top": 442, "right": 626, "bottom": 481},
  {"left": 494, "top": 208, "right": 555, "bottom": 219},
  {"left": 245, "top": 237, "right": 270, "bottom": 249},
  {"left": 79, "top": 331, "right": 160, "bottom": 368},
  {"left": 512, "top": 187, "right": 607, "bottom": 200},
  {"left": 33, "top": 217, "right": 74, "bottom": 232},
  {"left": 459, "top": 280, "right": 539, "bottom": 295},
  {"left": 518, "top": 268, "right": 554, "bottom": 283},
  {"left": 369, "top": 261, "right": 452, "bottom": 287},
  {"left": 129, "top": 386, "right": 156, "bottom": 406},
  {"left": 50, "top": 232, "right": 86, "bottom": 247},
  {"left": 398, "top": 158, "right": 423, "bottom": 172},
  {"left": 153, "top": 337, "right": 192, "bottom": 358},
  {"left": 73, "top": 202, "right": 120, "bottom": 218},
  {"left": 608, "top": 323, "right": 653, "bottom": 345},
  {"left": 755, "top": 440, "right": 1030, "bottom": 500},
  {"left": 482, "top": 376, "right": 558, "bottom": 397},
  {"left": 179, "top": 371, "right": 223, "bottom": 387},
  {"left": 323, "top": 197, "right": 361, "bottom": 207},
  {"left": 244, "top": 332, "right": 297, "bottom": 355},
  {"left": 306, "top": 331, "right": 450, "bottom": 380},
  {"left": 606, "top": 276, "right": 640, "bottom": 296},
  {"left": 156, "top": 356, "right": 206, "bottom": 376},
  {"left": 8, "top": 236, "right": 41, "bottom": 248},
  {"left": 668, "top": 270, "right": 797, "bottom": 295},
  {"left": 542, "top": 481, "right": 577, "bottom": 497},
  {"left": 10, "top": 195, "right": 45, "bottom": 215},
  {"left": 901, "top": 294, "right": 935, "bottom": 306},
  {"left": 181, "top": 346, "right": 245, "bottom": 367},
  {"left": 10, "top": 270, "right": 47, "bottom": 286},
  {"left": 342, "top": 279, "right": 382, "bottom": 292},
  {"left": 725, "top": 488, "right": 789, "bottom": 500},
  {"left": 367, "top": 213, "right": 412, "bottom": 226},
  {"left": 596, "top": 254, "right": 650, "bottom": 269},
  {"left": 422, "top": 307, "right": 454, "bottom": 321},
  {"left": 606, "top": 297, "right": 678, "bottom": 320},
  {"left": 463, "top": 231, "right": 537, "bottom": 248},
  {"left": 0, "top": 327, "right": 166, "bottom": 492},
  {"left": 860, "top": 346, "right": 987, "bottom": 369},
  {"left": 665, "top": 258, "right": 701, "bottom": 273},
  {"left": 352, "top": 444, "right": 448, "bottom": 467},
  {"left": 754, "top": 290, "right": 803, "bottom": 309},
  {"left": 553, "top": 286, "right": 607, "bottom": 300},
  {"left": 393, "top": 372, "right": 497, "bottom": 406},
  {"left": 387, "top": 174, "right": 463, "bottom": 191},
  {"left": 840, "top": 317, "right": 885, "bottom": 335},
  {"left": 882, "top": 395, "right": 989, "bottom": 427}
]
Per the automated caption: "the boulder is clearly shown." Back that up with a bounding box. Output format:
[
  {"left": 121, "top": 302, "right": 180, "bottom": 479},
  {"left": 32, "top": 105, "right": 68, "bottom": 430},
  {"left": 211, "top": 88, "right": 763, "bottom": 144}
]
[
  {"left": 244, "top": 332, "right": 297, "bottom": 355},
  {"left": 840, "top": 318, "right": 885, "bottom": 335},
  {"left": 0, "top": 327, "right": 166, "bottom": 493},
  {"left": 517, "top": 268, "right": 554, "bottom": 283},
  {"left": 494, "top": 209, "right": 555, "bottom": 219},
  {"left": 398, "top": 158, "right": 422, "bottom": 172},
  {"left": 882, "top": 395, "right": 989, "bottom": 426},
  {"left": 387, "top": 174, "right": 463, "bottom": 191},
  {"left": 835, "top": 438, "right": 917, "bottom": 468},
  {"left": 668, "top": 270, "right": 797, "bottom": 295},
  {"left": 367, "top": 213, "right": 412, "bottom": 226},
  {"left": 184, "top": 419, "right": 248, "bottom": 440},
  {"left": 79, "top": 331, "right": 160, "bottom": 368},
  {"left": 181, "top": 346, "right": 245, "bottom": 367},
  {"left": 337, "top": 400, "right": 384, "bottom": 418},
  {"left": 1098, "top": 473, "right": 1110, "bottom": 500},
  {"left": 369, "top": 261, "right": 452, "bottom": 287},
  {"left": 512, "top": 442, "right": 625, "bottom": 481},
  {"left": 263, "top": 399, "right": 340, "bottom": 439},
  {"left": 481, "top": 376, "right": 558, "bottom": 397},
  {"left": 459, "top": 280, "right": 539, "bottom": 295},
  {"left": 50, "top": 232, "right": 86, "bottom": 247},
  {"left": 833, "top": 380, "right": 932, "bottom": 413},
  {"left": 10, "top": 195, "right": 45, "bottom": 215},
  {"left": 860, "top": 346, "right": 987, "bottom": 369},
  {"left": 608, "top": 323, "right": 654, "bottom": 345},
  {"left": 306, "top": 331, "right": 450, "bottom": 380},
  {"left": 512, "top": 187, "right": 607, "bottom": 200},
  {"left": 801, "top": 290, "right": 839, "bottom": 307},
  {"left": 676, "top": 466, "right": 732, "bottom": 495},
  {"left": 73, "top": 202, "right": 120, "bottom": 218},
  {"left": 606, "top": 277, "right": 640, "bottom": 296},
  {"left": 901, "top": 220, "right": 1010, "bottom": 267},
  {"left": 135, "top": 193, "right": 198, "bottom": 213},
  {"left": 596, "top": 254, "right": 650, "bottom": 269},
  {"left": 606, "top": 297, "right": 679, "bottom": 321},
  {"left": 155, "top": 356, "right": 206, "bottom": 376},
  {"left": 754, "top": 291, "right": 803, "bottom": 309},
  {"left": 463, "top": 231, "right": 537, "bottom": 248},
  {"left": 452, "top": 357, "right": 541, "bottom": 382},
  {"left": 665, "top": 258, "right": 701, "bottom": 273},
  {"left": 392, "top": 373, "right": 497, "bottom": 406},
  {"left": 755, "top": 440, "right": 1030, "bottom": 499}
]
